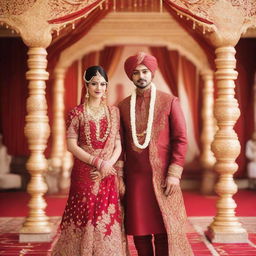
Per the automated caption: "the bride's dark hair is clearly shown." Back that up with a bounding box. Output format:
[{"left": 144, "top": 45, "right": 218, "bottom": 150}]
[{"left": 84, "top": 66, "right": 108, "bottom": 83}]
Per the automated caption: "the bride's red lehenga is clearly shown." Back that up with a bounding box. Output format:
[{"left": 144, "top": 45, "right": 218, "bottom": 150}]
[{"left": 52, "top": 103, "right": 126, "bottom": 256}]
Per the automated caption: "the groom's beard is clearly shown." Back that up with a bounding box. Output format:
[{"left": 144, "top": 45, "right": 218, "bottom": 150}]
[{"left": 134, "top": 79, "right": 151, "bottom": 89}]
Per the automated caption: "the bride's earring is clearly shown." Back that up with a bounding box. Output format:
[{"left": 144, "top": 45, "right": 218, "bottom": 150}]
[{"left": 85, "top": 89, "right": 89, "bottom": 99}]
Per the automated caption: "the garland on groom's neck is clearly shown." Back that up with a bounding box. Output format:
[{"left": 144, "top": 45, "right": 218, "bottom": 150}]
[{"left": 130, "top": 83, "right": 156, "bottom": 149}]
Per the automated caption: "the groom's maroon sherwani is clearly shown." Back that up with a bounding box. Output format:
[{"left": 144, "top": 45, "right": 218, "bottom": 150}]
[{"left": 119, "top": 87, "right": 193, "bottom": 256}]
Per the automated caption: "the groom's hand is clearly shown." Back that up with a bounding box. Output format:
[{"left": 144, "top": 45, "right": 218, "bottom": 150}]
[{"left": 162, "top": 176, "right": 180, "bottom": 196}]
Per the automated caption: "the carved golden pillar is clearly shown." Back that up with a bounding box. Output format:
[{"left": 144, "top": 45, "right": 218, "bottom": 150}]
[
  {"left": 20, "top": 47, "right": 52, "bottom": 242},
  {"left": 50, "top": 68, "right": 66, "bottom": 172},
  {"left": 59, "top": 151, "right": 73, "bottom": 193},
  {"left": 50, "top": 68, "right": 73, "bottom": 193},
  {"left": 200, "top": 70, "right": 216, "bottom": 194},
  {"left": 207, "top": 46, "right": 248, "bottom": 242}
]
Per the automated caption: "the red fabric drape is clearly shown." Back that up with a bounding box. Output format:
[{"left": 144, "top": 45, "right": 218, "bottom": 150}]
[
  {"left": 181, "top": 56, "right": 200, "bottom": 145},
  {"left": 47, "top": 6, "right": 111, "bottom": 71},
  {"left": 48, "top": 0, "right": 102, "bottom": 24},
  {"left": 64, "top": 61, "right": 79, "bottom": 118},
  {"left": 234, "top": 39, "right": 256, "bottom": 177},
  {"left": 0, "top": 38, "right": 29, "bottom": 156},
  {"left": 82, "top": 51, "right": 98, "bottom": 73},
  {"left": 150, "top": 47, "right": 179, "bottom": 96},
  {"left": 163, "top": 1, "right": 215, "bottom": 70},
  {"left": 99, "top": 46, "right": 120, "bottom": 73}
]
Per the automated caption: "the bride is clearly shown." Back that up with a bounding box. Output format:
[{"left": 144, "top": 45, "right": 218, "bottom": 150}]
[{"left": 52, "top": 66, "right": 126, "bottom": 256}]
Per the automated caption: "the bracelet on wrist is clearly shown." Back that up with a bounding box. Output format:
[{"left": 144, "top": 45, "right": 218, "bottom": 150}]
[
  {"left": 88, "top": 155, "right": 94, "bottom": 165},
  {"left": 167, "top": 164, "right": 183, "bottom": 179}
]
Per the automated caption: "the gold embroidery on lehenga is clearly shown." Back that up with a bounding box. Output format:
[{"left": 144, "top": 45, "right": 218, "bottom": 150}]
[
  {"left": 91, "top": 179, "right": 100, "bottom": 196},
  {"left": 94, "top": 221, "right": 124, "bottom": 256},
  {"left": 52, "top": 203, "right": 125, "bottom": 256},
  {"left": 93, "top": 204, "right": 124, "bottom": 256},
  {"left": 95, "top": 203, "right": 114, "bottom": 233}
]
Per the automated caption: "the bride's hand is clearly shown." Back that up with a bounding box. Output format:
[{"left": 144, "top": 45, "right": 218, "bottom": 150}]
[
  {"left": 90, "top": 168, "right": 101, "bottom": 181},
  {"left": 100, "top": 161, "right": 116, "bottom": 177}
]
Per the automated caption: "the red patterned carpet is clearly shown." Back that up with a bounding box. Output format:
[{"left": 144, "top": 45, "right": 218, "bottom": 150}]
[
  {"left": 0, "top": 217, "right": 256, "bottom": 255},
  {"left": 0, "top": 190, "right": 256, "bottom": 255}
]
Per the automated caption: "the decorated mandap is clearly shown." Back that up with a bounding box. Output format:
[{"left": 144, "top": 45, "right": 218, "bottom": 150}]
[{"left": 1, "top": 0, "right": 256, "bottom": 244}]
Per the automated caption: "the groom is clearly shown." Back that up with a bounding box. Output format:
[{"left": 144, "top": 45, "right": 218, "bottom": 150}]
[{"left": 118, "top": 52, "right": 193, "bottom": 256}]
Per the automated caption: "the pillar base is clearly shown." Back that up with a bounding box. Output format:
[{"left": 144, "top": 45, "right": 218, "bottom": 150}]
[
  {"left": 206, "top": 227, "right": 248, "bottom": 243},
  {"left": 19, "top": 232, "right": 53, "bottom": 243},
  {"left": 19, "top": 223, "right": 53, "bottom": 242}
]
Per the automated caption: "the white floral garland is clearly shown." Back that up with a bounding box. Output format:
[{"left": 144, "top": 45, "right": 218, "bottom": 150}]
[{"left": 130, "top": 83, "right": 156, "bottom": 149}]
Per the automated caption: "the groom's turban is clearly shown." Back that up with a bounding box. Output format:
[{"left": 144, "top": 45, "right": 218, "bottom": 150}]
[{"left": 124, "top": 52, "right": 158, "bottom": 80}]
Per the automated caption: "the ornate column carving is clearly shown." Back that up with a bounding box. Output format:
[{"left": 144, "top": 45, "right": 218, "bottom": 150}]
[
  {"left": 50, "top": 68, "right": 66, "bottom": 172},
  {"left": 50, "top": 68, "right": 73, "bottom": 193},
  {"left": 207, "top": 46, "right": 247, "bottom": 243},
  {"left": 20, "top": 47, "right": 52, "bottom": 242},
  {"left": 59, "top": 151, "right": 73, "bottom": 193},
  {"left": 200, "top": 70, "right": 216, "bottom": 194}
]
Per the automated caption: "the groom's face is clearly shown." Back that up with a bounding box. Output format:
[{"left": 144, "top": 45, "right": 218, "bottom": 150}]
[{"left": 131, "top": 64, "right": 153, "bottom": 89}]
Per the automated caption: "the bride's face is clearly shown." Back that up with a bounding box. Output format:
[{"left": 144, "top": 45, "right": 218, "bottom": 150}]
[{"left": 87, "top": 74, "right": 107, "bottom": 99}]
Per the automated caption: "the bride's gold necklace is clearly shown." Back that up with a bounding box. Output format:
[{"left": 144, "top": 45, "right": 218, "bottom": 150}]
[
  {"left": 87, "top": 103, "right": 105, "bottom": 122},
  {"left": 84, "top": 103, "right": 111, "bottom": 147}
]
